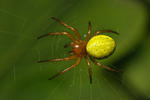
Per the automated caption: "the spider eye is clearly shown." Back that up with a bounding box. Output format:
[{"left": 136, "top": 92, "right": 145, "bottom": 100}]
[
  {"left": 86, "top": 35, "right": 116, "bottom": 58},
  {"left": 75, "top": 45, "right": 79, "bottom": 48}
]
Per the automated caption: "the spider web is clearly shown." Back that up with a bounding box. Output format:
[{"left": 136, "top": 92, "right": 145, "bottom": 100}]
[{"left": 0, "top": 0, "right": 149, "bottom": 100}]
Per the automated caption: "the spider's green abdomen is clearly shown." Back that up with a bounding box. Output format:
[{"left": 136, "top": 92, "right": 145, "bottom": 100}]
[{"left": 86, "top": 35, "right": 116, "bottom": 58}]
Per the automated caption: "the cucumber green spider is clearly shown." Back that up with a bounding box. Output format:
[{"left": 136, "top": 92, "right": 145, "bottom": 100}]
[{"left": 37, "top": 17, "right": 119, "bottom": 84}]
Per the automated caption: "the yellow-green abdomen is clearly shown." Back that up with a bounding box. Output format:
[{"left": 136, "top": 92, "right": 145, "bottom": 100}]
[{"left": 86, "top": 35, "right": 116, "bottom": 58}]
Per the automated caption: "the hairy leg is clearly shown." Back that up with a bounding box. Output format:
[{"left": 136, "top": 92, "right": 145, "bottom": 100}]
[
  {"left": 37, "top": 32, "right": 76, "bottom": 41},
  {"left": 49, "top": 57, "right": 81, "bottom": 80},
  {"left": 38, "top": 55, "right": 77, "bottom": 63},
  {"left": 94, "top": 30, "right": 119, "bottom": 36},
  {"left": 85, "top": 56, "right": 92, "bottom": 84},
  {"left": 51, "top": 17, "right": 81, "bottom": 40},
  {"left": 85, "top": 21, "right": 91, "bottom": 41},
  {"left": 89, "top": 56, "right": 119, "bottom": 72}
]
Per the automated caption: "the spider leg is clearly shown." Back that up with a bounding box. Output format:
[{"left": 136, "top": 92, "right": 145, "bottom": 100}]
[
  {"left": 89, "top": 56, "right": 119, "bottom": 72},
  {"left": 94, "top": 30, "right": 119, "bottom": 36},
  {"left": 85, "top": 21, "right": 91, "bottom": 41},
  {"left": 49, "top": 57, "right": 81, "bottom": 80},
  {"left": 51, "top": 17, "right": 81, "bottom": 40},
  {"left": 37, "top": 32, "right": 76, "bottom": 42},
  {"left": 85, "top": 56, "right": 92, "bottom": 84},
  {"left": 38, "top": 55, "right": 77, "bottom": 63}
]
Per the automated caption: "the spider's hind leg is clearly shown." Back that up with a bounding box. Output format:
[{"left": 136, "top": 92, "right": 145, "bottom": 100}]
[
  {"left": 89, "top": 56, "right": 119, "bottom": 72},
  {"left": 49, "top": 57, "right": 81, "bottom": 80},
  {"left": 85, "top": 56, "right": 92, "bottom": 84}
]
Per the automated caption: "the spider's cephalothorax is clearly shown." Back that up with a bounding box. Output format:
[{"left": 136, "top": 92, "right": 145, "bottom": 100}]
[
  {"left": 37, "top": 17, "right": 119, "bottom": 84},
  {"left": 71, "top": 40, "right": 87, "bottom": 57}
]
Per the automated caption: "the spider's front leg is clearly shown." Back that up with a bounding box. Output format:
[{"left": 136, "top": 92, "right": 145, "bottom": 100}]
[
  {"left": 37, "top": 32, "right": 76, "bottom": 42},
  {"left": 51, "top": 17, "right": 81, "bottom": 40}
]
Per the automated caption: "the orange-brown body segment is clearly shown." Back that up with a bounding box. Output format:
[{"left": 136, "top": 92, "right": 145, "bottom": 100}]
[{"left": 71, "top": 40, "right": 87, "bottom": 57}]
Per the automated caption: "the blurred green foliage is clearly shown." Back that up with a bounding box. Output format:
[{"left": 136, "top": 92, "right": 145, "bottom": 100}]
[{"left": 0, "top": 0, "right": 149, "bottom": 100}]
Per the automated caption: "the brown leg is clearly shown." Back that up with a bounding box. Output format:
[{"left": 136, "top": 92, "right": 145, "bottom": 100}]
[
  {"left": 94, "top": 30, "right": 119, "bottom": 36},
  {"left": 38, "top": 55, "right": 77, "bottom": 63},
  {"left": 85, "top": 21, "right": 91, "bottom": 41},
  {"left": 89, "top": 56, "right": 119, "bottom": 72},
  {"left": 49, "top": 57, "right": 81, "bottom": 80},
  {"left": 85, "top": 56, "right": 92, "bottom": 84},
  {"left": 37, "top": 32, "right": 76, "bottom": 41},
  {"left": 51, "top": 17, "right": 81, "bottom": 40}
]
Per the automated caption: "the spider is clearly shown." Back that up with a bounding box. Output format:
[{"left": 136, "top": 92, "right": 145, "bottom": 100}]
[{"left": 37, "top": 17, "right": 119, "bottom": 84}]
